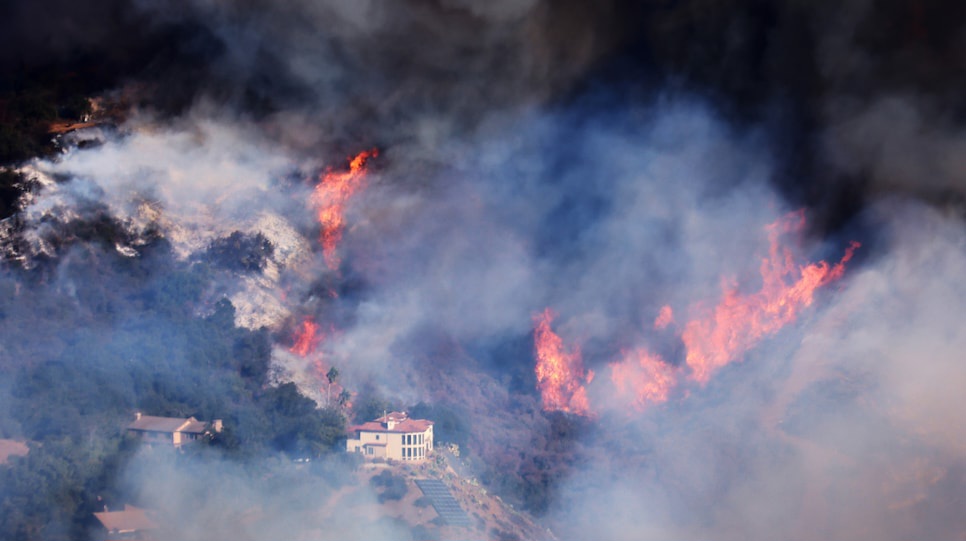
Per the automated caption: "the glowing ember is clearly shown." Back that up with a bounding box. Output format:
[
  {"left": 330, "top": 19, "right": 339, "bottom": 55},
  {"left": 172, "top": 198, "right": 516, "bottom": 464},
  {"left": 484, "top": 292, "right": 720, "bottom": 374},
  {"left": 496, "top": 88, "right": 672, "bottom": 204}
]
[
  {"left": 610, "top": 348, "right": 678, "bottom": 410},
  {"left": 311, "top": 149, "right": 377, "bottom": 270},
  {"left": 682, "top": 211, "right": 861, "bottom": 383},
  {"left": 533, "top": 308, "right": 594, "bottom": 415},
  {"left": 654, "top": 305, "right": 674, "bottom": 330},
  {"left": 290, "top": 318, "right": 322, "bottom": 356}
]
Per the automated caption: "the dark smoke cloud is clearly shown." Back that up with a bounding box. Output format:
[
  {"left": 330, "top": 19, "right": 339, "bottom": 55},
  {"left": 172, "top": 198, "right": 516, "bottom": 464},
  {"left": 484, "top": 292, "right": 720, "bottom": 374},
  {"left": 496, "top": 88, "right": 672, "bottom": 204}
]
[
  {"left": 823, "top": 95, "right": 966, "bottom": 205},
  {"left": 0, "top": 0, "right": 632, "bottom": 150}
]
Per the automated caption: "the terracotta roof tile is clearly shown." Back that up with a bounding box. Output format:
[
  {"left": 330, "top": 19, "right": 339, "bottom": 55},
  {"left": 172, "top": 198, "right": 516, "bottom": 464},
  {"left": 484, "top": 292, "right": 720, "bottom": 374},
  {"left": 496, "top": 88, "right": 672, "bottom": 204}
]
[{"left": 350, "top": 413, "right": 434, "bottom": 434}]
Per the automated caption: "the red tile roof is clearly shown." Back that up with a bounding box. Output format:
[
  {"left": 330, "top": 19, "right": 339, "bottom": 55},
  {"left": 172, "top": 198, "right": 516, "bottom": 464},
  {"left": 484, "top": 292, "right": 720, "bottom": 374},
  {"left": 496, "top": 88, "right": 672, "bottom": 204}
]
[{"left": 349, "top": 411, "right": 434, "bottom": 434}]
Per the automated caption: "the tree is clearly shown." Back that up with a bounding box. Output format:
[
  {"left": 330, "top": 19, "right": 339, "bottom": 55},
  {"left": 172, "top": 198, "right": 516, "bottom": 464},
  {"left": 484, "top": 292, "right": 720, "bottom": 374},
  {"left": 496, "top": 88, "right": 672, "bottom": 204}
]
[
  {"left": 325, "top": 367, "right": 339, "bottom": 406},
  {"left": 262, "top": 383, "right": 345, "bottom": 457}
]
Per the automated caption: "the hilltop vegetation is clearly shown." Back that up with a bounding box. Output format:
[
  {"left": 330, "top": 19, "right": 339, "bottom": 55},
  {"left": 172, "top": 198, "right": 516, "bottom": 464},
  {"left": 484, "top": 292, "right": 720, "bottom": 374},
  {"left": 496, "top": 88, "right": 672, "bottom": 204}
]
[{"left": 0, "top": 238, "right": 346, "bottom": 540}]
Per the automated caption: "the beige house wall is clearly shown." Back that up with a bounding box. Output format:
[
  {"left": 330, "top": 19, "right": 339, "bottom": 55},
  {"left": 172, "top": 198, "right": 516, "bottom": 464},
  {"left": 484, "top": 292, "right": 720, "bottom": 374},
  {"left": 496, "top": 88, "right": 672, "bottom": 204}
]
[{"left": 346, "top": 425, "right": 434, "bottom": 461}]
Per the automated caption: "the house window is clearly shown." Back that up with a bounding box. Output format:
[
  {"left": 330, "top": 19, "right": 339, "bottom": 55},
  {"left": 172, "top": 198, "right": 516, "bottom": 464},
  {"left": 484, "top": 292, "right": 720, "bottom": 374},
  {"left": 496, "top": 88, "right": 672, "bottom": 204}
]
[{"left": 375, "top": 434, "right": 380, "bottom": 440}]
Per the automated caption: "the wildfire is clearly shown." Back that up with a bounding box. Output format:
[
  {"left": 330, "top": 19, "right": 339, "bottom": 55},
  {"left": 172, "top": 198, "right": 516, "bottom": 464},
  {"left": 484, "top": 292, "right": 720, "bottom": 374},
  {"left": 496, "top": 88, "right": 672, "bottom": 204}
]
[
  {"left": 311, "top": 149, "right": 377, "bottom": 270},
  {"left": 533, "top": 308, "right": 594, "bottom": 415},
  {"left": 290, "top": 318, "right": 322, "bottom": 356},
  {"left": 534, "top": 210, "right": 860, "bottom": 415},
  {"left": 682, "top": 211, "right": 860, "bottom": 384},
  {"left": 288, "top": 317, "right": 348, "bottom": 407},
  {"left": 610, "top": 348, "right": 677, "bottom": 410}
]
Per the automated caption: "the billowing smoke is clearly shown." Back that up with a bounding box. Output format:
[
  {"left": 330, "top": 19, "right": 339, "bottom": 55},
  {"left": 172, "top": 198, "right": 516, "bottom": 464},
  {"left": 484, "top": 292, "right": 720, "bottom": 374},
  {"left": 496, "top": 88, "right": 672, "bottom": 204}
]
[
  {"left": 1, "top": 1, "right": 964, "bottom": 540},
  {"left": 117, "top": 449, "right": 411, "bottom": 541},
  {"left": 549, "top": 200, "right": 966, "bottom": 540}
]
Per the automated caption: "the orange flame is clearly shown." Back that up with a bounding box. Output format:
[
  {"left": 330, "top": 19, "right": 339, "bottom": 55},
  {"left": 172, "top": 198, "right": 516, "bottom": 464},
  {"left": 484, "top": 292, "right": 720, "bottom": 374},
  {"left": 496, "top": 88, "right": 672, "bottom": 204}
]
[
  {"left": 610, "top": 348, "right": 677, "bottom": 410},
  {"left": 533, "top": 308, "right": 594, "bottom": 415},
  {"left": 682, "top": 211, "right": 861, "bottom": 383},
  {"left": 289, "top": 318, "right": 348, "bottom": 407},
  {"left": 290, "top": 318, "right": 322, "bottom": 356},
  {"left": 311, "top": 149, "right": 377, "bottom": 270},
  {"left": 534, "top": 210, "right": 860, "bottom": 416}
]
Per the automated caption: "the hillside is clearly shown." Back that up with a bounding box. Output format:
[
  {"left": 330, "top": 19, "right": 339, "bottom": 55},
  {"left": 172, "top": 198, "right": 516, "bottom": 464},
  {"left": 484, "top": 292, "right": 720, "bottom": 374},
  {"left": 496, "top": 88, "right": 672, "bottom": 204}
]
[
  {"left": 1, "top": 2, "right": 965, "bottom": 540},
  {"left": 311, "top": 453, "right": 552, "bottom": 541}
]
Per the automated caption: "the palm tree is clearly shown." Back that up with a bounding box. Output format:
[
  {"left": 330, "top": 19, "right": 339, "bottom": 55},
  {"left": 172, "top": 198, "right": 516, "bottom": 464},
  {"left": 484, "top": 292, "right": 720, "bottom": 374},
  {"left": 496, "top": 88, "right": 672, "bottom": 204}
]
[{"left": 325, "top": 367, "right": 339, "bottom": 406}]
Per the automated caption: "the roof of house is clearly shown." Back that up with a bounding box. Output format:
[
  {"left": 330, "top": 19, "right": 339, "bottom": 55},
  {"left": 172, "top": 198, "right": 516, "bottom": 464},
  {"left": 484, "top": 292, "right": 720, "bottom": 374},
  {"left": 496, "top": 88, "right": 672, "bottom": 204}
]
[
  {"left": 93, "top": 505, "right": 158, "bottom": 533},
  {"left": 350, "top": 411, "right": 434, "bottom": 434},
  {"left": 127, "top": 415, "right": 207, "bottom": 434},
  {"left": 179, "top": 418, "right": 208, "bottom": 433}
]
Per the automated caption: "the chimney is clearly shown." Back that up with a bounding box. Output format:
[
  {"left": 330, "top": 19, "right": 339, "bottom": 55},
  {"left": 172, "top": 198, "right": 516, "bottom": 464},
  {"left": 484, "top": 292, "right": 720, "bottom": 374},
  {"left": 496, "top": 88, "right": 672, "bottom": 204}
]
[
  {"left": 135, "top": 411, "right": 142, "bottom": 420},
  {"left": 212, "top": 419, "right": 223, "bottom": 433}
]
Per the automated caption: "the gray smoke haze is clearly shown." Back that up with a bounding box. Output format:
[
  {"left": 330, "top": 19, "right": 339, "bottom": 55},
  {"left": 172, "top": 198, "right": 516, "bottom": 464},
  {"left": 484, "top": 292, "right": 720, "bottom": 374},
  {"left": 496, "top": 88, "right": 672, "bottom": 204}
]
[
  {"left": 331, "top": 102, "right": 786, "bottom": 384},
  {"left": 2, "top": 1, "right": 965, "bottom": 540},
  {"left": 824, "top": 95, "right": 966, "bottom": 203},
  {"left": 548, "top": 199, "right": 966, "bottom": 541},
  {"left": 118, "top": 450, "right": 410, "bottom": 541}
]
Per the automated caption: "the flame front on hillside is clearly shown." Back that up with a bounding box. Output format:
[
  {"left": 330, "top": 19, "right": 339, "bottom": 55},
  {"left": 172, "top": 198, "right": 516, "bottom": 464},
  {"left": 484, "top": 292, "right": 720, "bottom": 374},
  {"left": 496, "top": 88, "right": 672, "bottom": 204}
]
[
  {"left": 535, "top": 210, "right": 861, "bottom": 414},
  {"left": 311, "top": 149, "right": 377, "bottom": 270},
  {"left": 290, "top": 318, "right": 323, "bottom": 357},
  {"left": 288, "top": 317, "right": 345, "bottom": 406},
  {"left": 533, "top": 308, "right": 594, "bottom": 416},
  {"left": 682, "top": 211, "right": 861, "bottom": 384},
  {"left": 610, "top": 348, "right": 677, "bottom": 410}
]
